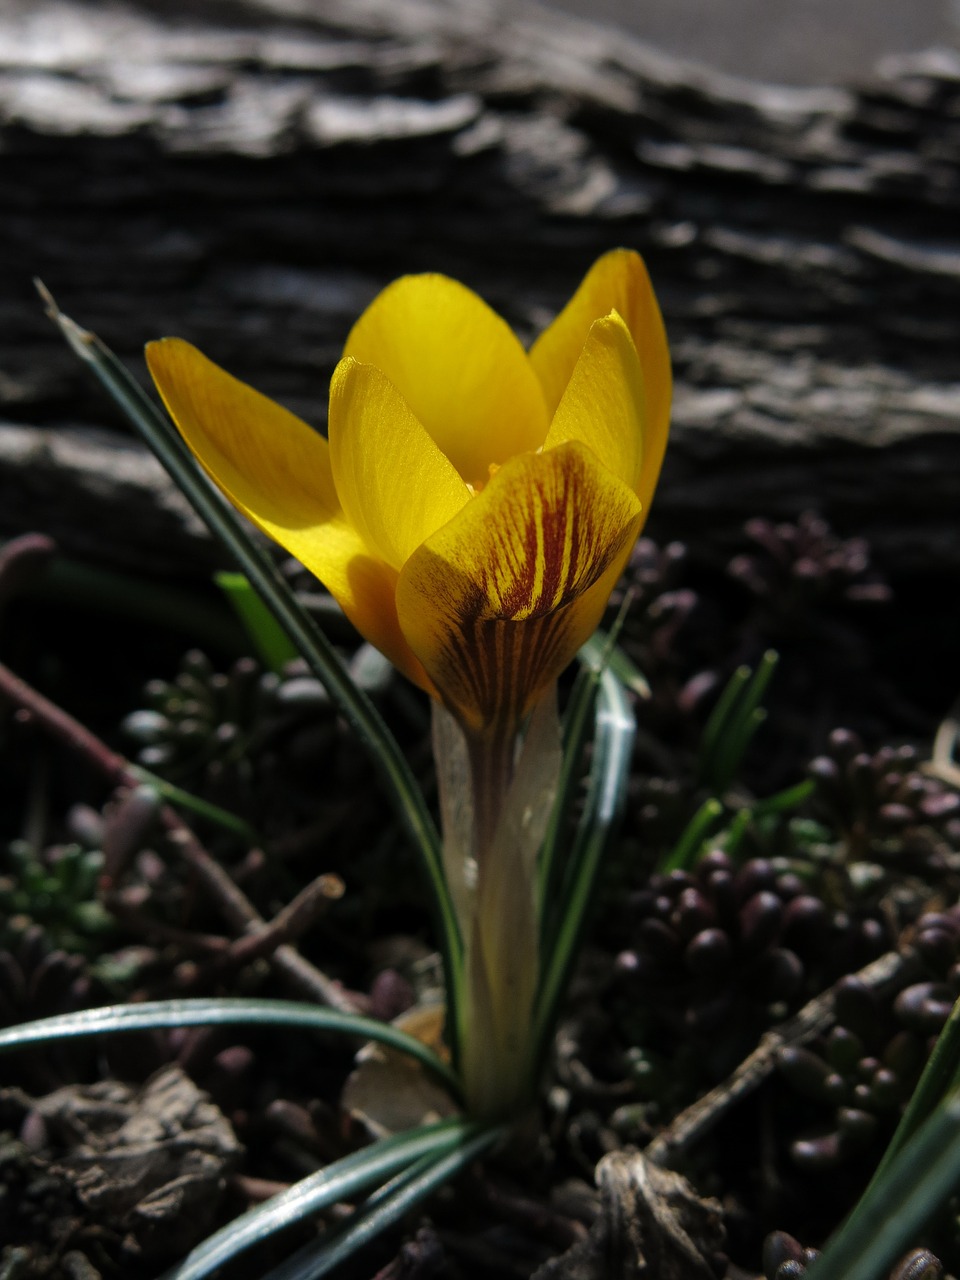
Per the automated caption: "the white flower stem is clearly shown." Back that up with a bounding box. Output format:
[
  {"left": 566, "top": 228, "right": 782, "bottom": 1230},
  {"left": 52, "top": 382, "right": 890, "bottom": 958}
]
[{"left": 432, "top": 691, "right": 561, "bottom": 1120}]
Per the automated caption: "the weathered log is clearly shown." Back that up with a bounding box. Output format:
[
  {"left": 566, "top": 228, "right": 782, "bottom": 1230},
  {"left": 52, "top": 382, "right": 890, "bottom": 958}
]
[{"left": 1, "top": 0, "right": 958, "bottom": 580}]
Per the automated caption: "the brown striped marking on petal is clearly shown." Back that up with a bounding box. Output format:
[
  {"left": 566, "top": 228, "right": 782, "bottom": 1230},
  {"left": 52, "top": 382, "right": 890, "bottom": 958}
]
[{"left": 396, "top": 442, "right": 643, "bottom": 733}]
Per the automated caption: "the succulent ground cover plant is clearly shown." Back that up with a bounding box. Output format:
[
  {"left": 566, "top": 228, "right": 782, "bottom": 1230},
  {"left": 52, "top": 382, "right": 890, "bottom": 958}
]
[{"left": 0, "top": 261, "right": 958, "bottom": 1279}]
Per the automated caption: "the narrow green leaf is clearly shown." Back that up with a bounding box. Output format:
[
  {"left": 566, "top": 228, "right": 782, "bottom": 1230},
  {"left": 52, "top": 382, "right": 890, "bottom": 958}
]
[
  {"left": 717, "top": 706, "right": 766, "bottom": 792},
  {"left": 721, "top": 780, "right": 815, "bottom": 861},
  {"left": 698, "top": 651, "right": 778, "bottom": 792},
  {"left": 538, "top": 662, "right": 600, "bottom": 944},
  {"left": 34, "top": 554, "right": 242, "bottom": 653},
  {"left": 216, "top": 570, "right": 299, "bottom": 674},
  {"left": 754, "top": 777, "right": 816, "bottom": 815},
  {"left": 165, "top": 1121, "right": 471, "bottom": 1280},
  {"left": 660, "top": 797, "right": 724, "bottom": 874},
  {"left": 721, "top": 806, "right": 753, "bottom": 858},
  {"left": 262, "top": 1126, "right": 501, "bottom": 1280},
  {"left": 805, "top": 1088, "right": 960, "bottom": 1280},
  {"left": 866, "top": 992, "right": 960, "bottom": 1194},
  {"left": 40, "top": 291, "right": 464, "bottom": 1062},
  {"left": 580, "top": 630, "right": 651, "bottom": 698},
  {"left": 698, "top": 665, "right": 751, "bottom": 782},
  {"left": 733, "top": 649, "right": 778, "bottom": 726},
  {"left": 533, "top": 667, "right": 635, "bottom": 1075},
  {"left": 128, "top": 767, "right": 259, "bottom": 843},
  {"left": 540, "top": 621, "right": 640, "bottom": 949},
  {"left": 0, "top": 998, "right": 462, "bottom": 1099}
]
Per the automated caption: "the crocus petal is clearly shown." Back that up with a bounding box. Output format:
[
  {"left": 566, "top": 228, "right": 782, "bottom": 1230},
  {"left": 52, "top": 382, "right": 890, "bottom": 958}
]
[
  {"left": 541, "top": 311, "right": 646, "bottom": 494},
  {"left": 529, "top": 248, "right": 671, "bottom": 511},
  {"left": 396, "top": 442, "right": 643, "bottom": 733},
  {"left": 145, "top": 338, "right": 432, "bottom": 691},
  {"left": 329, "top": 357, "right": 471, "bottom": 572},
  {"left": 343, "top": 274, "right": 549, "bottom": 491}
]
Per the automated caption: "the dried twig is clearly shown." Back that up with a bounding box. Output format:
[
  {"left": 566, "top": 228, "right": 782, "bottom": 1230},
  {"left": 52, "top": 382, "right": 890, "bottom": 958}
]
[
  {"left": 645, "top": 948, "right": 919, "bottom": 1167},
  {"left": 0, "top": 533, "right": 56, "bottom": 605},
  {"left": 0, "top": 658, "right": 360, "bottom": 1013},
  {"left": 174, "top": 872, "right": 347, "bottom": 991}
]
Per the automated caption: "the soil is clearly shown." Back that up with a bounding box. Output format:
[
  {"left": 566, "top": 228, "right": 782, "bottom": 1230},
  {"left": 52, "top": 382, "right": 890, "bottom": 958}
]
[{"left": 0, "top": 508, "right": 958, "bottom": 1279}]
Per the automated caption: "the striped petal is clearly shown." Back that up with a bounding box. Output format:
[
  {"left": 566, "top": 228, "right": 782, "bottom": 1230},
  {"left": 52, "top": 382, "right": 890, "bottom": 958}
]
[
  {"left": 145, "top": 338, "right": 431, "bottom": 690},
  {"left": 343, "top": 273, "right": 549, "bottom": 491},
  {"left": 396, "top": 442, "right": 643, "bottom": 733},
  {"left": 529, "top": 248, "right": 671, "bottom": 511},
  {"left": 542, "top": 311, "right": 646, "bottom": 494},
  {"left": 328, "top": 356, "right": 470, "bottom": 572}
]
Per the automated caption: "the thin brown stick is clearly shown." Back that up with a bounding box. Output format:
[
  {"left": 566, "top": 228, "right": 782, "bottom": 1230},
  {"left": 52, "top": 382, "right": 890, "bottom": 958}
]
[
  {"left": 0, "top": 658, "right": 360, "bottom": 1013},
  {"left": 101, "top": 898, "right": 234, "bottom": 954},
  {"left": 231, "top": 1174, "right": 292, "bottom": 1204},
  {"left": 645, "top": 948, "right": 919, "bottom": 1167},
  {"left": 175, "top": 872, "right": 347, "bottom": 990}
]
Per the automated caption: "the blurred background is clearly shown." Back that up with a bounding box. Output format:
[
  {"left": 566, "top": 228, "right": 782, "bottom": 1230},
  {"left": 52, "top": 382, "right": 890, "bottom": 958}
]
[{"left": 542, "top": 0, "right": 960, "bottom": 84}]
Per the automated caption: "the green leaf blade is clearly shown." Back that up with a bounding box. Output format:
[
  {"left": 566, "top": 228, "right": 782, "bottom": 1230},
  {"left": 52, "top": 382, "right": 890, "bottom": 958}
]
[
  {"left": 165, "top": 1120, "right": 473, "bottom": 1280},
  {"left": 260, "top": 1125, "right": 501, "bottom": 1280},
  {"left": 0, "top": 998, "right": 462, "bottom": 1099},
  {"left": 41, "top": 294, "right": 464, "bottom": 1063}
]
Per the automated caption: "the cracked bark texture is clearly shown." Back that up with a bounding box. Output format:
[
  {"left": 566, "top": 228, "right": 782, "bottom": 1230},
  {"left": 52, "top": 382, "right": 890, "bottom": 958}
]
[{"left": 2, "top": 0, "right": 959, "bottom": 579}]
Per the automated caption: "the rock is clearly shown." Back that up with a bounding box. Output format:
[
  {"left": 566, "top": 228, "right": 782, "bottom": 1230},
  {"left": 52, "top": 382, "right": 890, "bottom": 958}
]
[
  {"left": 533, "top": 1149, "right": 725, "bottom": 1280},
  {"left": 1, "top": 1064, "right": 242, "bottom": 1261}
]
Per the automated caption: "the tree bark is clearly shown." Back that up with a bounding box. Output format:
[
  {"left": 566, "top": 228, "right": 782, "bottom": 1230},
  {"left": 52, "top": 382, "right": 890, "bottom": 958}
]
[{"left": 2, "top": 0, "right": 958, "bottom": 578}]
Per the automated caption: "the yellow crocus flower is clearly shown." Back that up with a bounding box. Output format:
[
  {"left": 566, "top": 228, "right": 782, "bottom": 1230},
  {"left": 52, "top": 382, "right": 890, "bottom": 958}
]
[
  {"left": 145, "top": 249, "right": 671, "bottom": 742},
  {"left": 147, "top": 248, "right": 670, "bottom": 1120}
]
